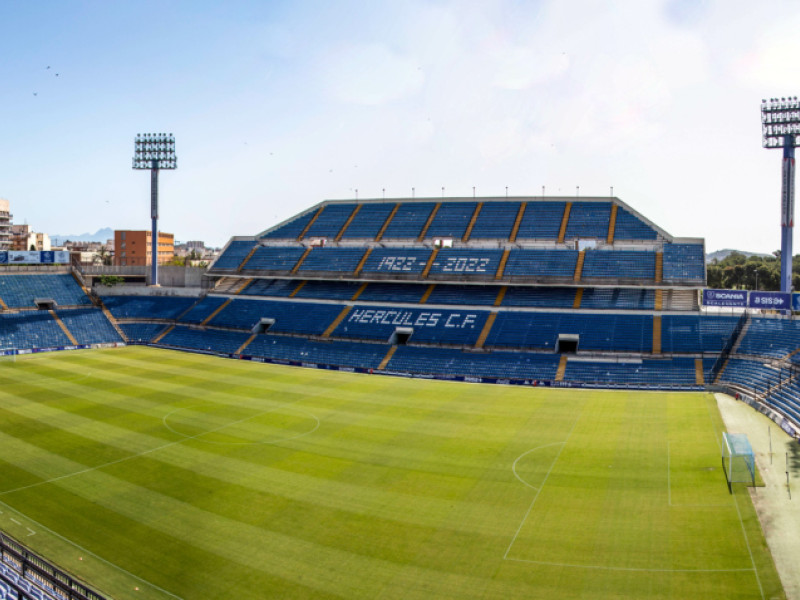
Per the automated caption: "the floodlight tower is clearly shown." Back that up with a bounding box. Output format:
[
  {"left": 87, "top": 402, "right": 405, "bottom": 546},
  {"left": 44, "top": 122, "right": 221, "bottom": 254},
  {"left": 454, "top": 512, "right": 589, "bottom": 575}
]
[
  {"left": 761, "top": 97, "right": 800, "bottom": 293},
  {"left": 132, "top": 133, "right": 176, "bottom": 286}
]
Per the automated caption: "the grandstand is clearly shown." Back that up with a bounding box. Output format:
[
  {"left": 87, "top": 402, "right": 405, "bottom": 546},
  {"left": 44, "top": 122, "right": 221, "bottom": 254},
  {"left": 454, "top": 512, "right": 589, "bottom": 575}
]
[
  {"left": 0, "top": 195, "right": 798, "bottom": 430},
  {"left": 0, "top": 194, "right": 798, "bottom": 599}
]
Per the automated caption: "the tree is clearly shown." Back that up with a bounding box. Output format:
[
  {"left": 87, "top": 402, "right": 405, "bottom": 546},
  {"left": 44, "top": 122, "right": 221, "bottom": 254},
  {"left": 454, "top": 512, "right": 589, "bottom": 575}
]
[{"left": 29, "top": 244, "right": 36, "bottom": 251}]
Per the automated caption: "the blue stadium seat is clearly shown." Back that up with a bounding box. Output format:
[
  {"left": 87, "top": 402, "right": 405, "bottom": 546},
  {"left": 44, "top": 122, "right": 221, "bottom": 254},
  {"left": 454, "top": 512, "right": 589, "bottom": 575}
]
[
  {"left": 515, "top": 202, "right": 566, "bottom": 239},
  {"left": 504, "top": 249, "right": 578, "bottom": 278},
  {"left": 581, "top": 250, "right": 656, "bottom": 280},
  {"left": 614, "top": 208, "right": 658, "bottom": 240},
  {"left": 469, "top": 202, "right": 521, "bottom": 239},
  {"left": 381, "top": 203, "right": 436, "bottom": 238},
  {"left": 361, "top": 248, "right": 432, "bottom": 276},
  {"left": 103, "top": 295, "right": 197, "bottom": 320},
  {"left": 564, "top": 202, "right": 611, "bottom": 239},
  {"left": 0, "top": 274, "right": 90, "bottom": 308},
  {"left": 424, "top": 202, "right": 476, "bottom": 239},
  {"left": 304, "top": 204, "right": 358, "bottom": 238},
  {"left": 427, "top": 249, "right": 504, "bottom": 278},
  {"left": 297, "top": 247, "right": 366, "bottom": 273},
  {"left": 340, "top": 203, "right": 396, "bottom": 239},
  {"left": 212, "top": 240, "right": 257, "bottom": 270},
  {"left": 662, "top": 244, "right": 705, "bottom": 281},
  {"left": 244, "top": 246, "right": 306, "bottom": 272}
]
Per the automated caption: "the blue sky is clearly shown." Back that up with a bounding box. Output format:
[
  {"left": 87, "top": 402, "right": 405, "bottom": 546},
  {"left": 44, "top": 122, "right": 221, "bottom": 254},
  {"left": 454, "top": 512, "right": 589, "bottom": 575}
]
[{"left": 0, "top": 0, "right": 798, "bottom": 251}]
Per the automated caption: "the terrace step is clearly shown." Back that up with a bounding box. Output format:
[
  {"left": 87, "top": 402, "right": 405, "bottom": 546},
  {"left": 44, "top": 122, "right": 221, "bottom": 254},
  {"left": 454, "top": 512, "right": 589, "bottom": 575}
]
[
  {"left": 378, "top": 345, "right": 397, "bottom": 370},
  {"left": 49, "top": 310, "right": 78, "bottom": 345},
  {"left": 152, "top": 324, "right": 175, "bottom": 343},
  {"left": 201, "top": 298, "right": 232, "bottom": 325},
  {"left": 475, "top": 312, "right": 497, "bottom": 349},
  {"left": 375, "top": 203, "right": 401, "bottom": 242},
  {"left": 235, "top": 333, "right": 258, "bottom": 355},
  {"left": 418, "top": 202, "right": 441, "bottom": 241},
  {"left": 335, "top": 204, "right": 362, "bottom": 241},
  {"left": 557, "top": 202, "right": 572, "bottom": 243},
  {"left": 607, "top": 203, "right": 618, "bottom": 244},
  {"left": 323, "top": 306, "right": 352, "bottom": 338},
  {"left": 509, "top": 202, "right": 526, "bottom": 242},
  {"left": 695, "top": 358, "right": 705, "bottom": 385},
  {"left": 297, "top": 205, "right": 324, "bottom": 241},
  {"left": 462, "top": 202, "right": 483, "bottom": 242},
  {"left": 652, "top": 315, "right": 662, "bottom": 354},
  {"left": 556, "top": 355, "right": 568, "bottom": 381}
]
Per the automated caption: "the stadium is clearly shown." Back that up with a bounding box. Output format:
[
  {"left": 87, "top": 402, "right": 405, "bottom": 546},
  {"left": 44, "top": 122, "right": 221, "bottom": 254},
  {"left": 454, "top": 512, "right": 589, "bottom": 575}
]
[{"left": 0, "top": 193, "right": 794, "bottom": 599}]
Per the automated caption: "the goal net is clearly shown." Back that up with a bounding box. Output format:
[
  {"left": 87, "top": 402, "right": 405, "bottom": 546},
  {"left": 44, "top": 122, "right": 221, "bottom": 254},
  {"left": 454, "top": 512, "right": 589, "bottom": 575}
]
[{"left": 721, "top": 432, "right": 755, "bottom": 492}]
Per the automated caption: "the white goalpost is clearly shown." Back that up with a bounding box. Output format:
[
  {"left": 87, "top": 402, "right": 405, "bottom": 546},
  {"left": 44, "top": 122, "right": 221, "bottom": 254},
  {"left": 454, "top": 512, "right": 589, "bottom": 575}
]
[{"left": 721, "top": 432, "right": 755, "bottom": 493}]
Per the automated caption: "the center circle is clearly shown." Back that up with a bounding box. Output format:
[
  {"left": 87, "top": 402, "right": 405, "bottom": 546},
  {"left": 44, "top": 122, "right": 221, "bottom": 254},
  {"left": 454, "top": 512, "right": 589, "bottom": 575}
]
[{"left": 163, "top": 402, "right": 319, "bottom": 445}]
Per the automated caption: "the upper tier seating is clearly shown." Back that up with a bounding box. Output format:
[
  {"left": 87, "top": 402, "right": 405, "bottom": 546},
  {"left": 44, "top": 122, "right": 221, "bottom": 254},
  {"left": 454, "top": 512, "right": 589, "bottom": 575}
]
[
  {"left": 261, "top": 210, "right": 317, "bottom": 240},
  {"left": 213, "top": 240, "right": 257, "bottom": 270},
  {"left": 426, "top": 284, "right": 499, "bottom": 306},
  {"left": 0, "top": 274, "right": 90, "bottom": 308},
  {"left": 564, "top": 202, "right": 611, "bottom": 239},
  {"left": 501, "top": 286, "right": 576, "bottom": 308},
  {"left": 427, "top": 249, "right": 504, "bottom": 278},
  {"left": 361, "top": 248, "right": 432, "bottom": 276},
  {"left": 293, "top": 280, "right": 362, "bottom": 300},
  {"left": 381, "top": 203, "right": 436, "bottom": 238},
  {"left": 103, "top": 295, "right": 197, "bottom": 320},
  {"left": 304, "top": 204, "right": 357, "bottom": 238},
  {"left": 357, "top": 282, "right": 428, "bottom": 303},
  {"left": 614, "top": 208, "right": 658, "bottom": 240},
  {"left": 242, "top": 278, "right": 298, "bottom": 297},
  {"left": 581, "top": 250, "right": 655, "bottom": 280},
  {"left": 469, "top": 202, "right": 520, "bottom": 239},
  {"left": 580, "top": 288, "right": 655, "bottom": 310},
  {"left": 662, "top": 244, "right": 705, "bottom": 282},
  {"left": 58, "top": 308, "right": 123, "bottom": 345},
  {"left": 515, "top": 201, "right": 566, "bottom": 239},
  {"left": 504, "top": 249, "right": 578, "bottom": 278},
  {"left": 424, "top": 202, "right": 476, "bottom": 239},
  {"left": 340, "top": 203, "right": 396, "bottom": 239},
  {"left": 298, "top": 247, "right": 366, "bottom": 273},
  {"left": 243, "top": 246, "right": 306, "bottom": 271}
]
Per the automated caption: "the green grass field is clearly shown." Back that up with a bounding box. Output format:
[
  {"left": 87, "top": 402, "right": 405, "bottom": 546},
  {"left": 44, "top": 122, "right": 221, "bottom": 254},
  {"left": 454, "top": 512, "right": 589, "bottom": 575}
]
[{"left": 0, "top": 346, "right": 783, "bottom": 599}]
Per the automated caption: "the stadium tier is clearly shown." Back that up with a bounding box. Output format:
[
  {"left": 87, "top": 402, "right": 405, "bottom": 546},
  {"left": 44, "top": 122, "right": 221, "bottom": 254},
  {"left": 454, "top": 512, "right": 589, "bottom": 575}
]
[{"left": 0, "top": 197, "right": 797, "bottom": 430}]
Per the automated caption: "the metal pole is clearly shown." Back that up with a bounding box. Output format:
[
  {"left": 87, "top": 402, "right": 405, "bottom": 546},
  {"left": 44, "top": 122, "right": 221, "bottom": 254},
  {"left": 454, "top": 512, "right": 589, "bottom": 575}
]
[
  {"left": 150, "top": 163, "right": 159, "bottom": 286},
  {"left": 780, "top": 135, "right": 795, "bottom": 293}
]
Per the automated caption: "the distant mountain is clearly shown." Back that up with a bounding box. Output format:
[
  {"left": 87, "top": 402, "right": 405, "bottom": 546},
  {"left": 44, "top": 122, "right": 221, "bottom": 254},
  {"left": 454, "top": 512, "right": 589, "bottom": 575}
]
[
  {"left": 50, "top": 228, "right": 114, "bottom": 246},
  {"left": 706, "top": 249, "right": 772, "bottom": 264}
]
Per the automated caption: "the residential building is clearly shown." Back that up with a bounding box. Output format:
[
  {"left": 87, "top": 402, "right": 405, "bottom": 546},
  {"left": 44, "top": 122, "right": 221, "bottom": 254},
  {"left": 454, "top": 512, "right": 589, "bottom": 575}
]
[
  {"left": 114, "top": 230, "right": 174, "bottom": 266},
  {"left": 11, "top": 224, "right": 51, "bottom": 251},
  {"left": 0, "top": 199, "right": 12, "bottom": 250}
]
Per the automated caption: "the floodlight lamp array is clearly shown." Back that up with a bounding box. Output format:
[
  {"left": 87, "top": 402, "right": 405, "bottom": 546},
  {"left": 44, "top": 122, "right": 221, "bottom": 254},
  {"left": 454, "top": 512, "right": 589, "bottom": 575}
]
[
  {"left": 762, "top": 97, "right": 800, "bottom": 148},
  {"left": 133, "top": 133, "right": 177, "bottom": 169}
]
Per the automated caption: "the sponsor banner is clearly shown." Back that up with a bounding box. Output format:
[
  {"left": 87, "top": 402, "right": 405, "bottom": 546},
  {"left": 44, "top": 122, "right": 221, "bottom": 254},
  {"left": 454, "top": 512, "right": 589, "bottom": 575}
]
[
  {"left": 703, "top": 289, "right": 747, "bottom": 307},
  {"left": 748, "top": 291, "right": 791, "bottom": 309},
  {"left": 793, "top": 293, "right": 800, "bottom": 311},
  {"left": 54, "top": 251, "right": 71, "bottom": 264},
  {"left": 0, "top": 252, "right": 6, "bottom": 264},
  {"left": 9, "top": 251, "right": 41, "bottom": 264}
]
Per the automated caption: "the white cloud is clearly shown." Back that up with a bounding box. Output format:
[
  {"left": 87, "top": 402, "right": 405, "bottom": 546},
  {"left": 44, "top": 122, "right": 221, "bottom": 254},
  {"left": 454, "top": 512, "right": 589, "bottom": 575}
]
[{"left": 321, "top": 42, "right": 424, "bottom": 105}]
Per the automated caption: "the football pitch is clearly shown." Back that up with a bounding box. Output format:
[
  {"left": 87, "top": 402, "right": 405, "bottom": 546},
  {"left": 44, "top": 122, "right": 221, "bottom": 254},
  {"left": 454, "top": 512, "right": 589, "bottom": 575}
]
[{"left": 0, "top": 346, "right": 784, "bottom": 599}]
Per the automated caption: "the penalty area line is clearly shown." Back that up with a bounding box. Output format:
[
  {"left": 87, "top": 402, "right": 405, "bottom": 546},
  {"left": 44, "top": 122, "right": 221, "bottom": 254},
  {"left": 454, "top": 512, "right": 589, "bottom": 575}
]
[
  {"left": 504, "top": 556, "right": 755, "bottom": 573},
  {"left": 0, "top": 498, "right": 184, "bottom": 600},
  {"left": 503, "top": 411, "right": 581, "bottom": 560}
]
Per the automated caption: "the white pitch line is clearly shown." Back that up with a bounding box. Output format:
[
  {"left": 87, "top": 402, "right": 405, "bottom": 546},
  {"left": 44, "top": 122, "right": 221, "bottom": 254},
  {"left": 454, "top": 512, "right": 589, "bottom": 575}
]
[
  {"left": 25, "top": 528, "right": 35, "bottom": 537},
  {"left": 504, "top": 556, "right": 755, "bottom": 573},
  {"left": 511, "top": 442, "right": 566, "bottom": 490},
  {"left": 0, "top": 498, "right": 182, "bottom": 600},
  {"left": 667, "top": 441, "right": 672, "bottom": 506},
  {"left": 9, "top": 518, "right": 20, "bottom": 525},
  {"left": 0, "top": 399, "right": 319, "bottom": 497},
  {"left": 732, "top": 489, "right": 765, "bottom": 600},
  {"left": 504, "top": 412, "right": 582, "bottom": 560}
]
